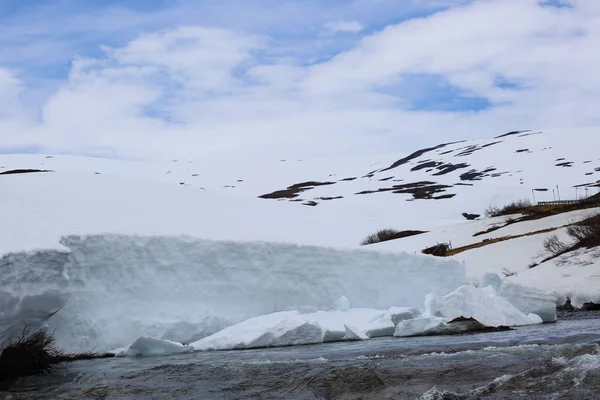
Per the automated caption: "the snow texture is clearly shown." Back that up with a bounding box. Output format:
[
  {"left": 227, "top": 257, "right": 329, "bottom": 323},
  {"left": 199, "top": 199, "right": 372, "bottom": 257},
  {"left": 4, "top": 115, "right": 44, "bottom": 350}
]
[{"left": 0, "top": 234, "right": 465, "bottom": 352}]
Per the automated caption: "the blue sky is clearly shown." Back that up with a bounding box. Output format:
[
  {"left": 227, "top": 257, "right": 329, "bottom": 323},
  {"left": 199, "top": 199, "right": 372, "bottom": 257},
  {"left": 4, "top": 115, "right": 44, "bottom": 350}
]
[{"left": 0, "top": 0, "right": 597, "bottom": 160}]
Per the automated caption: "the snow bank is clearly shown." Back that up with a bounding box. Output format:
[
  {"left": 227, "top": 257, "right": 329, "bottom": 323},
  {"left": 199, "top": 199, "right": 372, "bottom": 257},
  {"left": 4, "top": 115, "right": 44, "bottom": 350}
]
[
  {"left": 425, "top": 284, "right": 541, "bottom": 327},
  {"left": 480, "top": 272, "right": 557, "bottom": 322},
  {"left": 0, "top": 234, "right": 465, "bottom": 352},
  {"left": 0, "top": 290, "right": 69, "bottom": 348}
]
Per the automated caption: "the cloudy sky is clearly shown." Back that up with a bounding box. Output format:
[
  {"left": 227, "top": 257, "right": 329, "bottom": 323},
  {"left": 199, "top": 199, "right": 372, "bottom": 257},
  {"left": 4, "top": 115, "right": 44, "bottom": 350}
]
[{"left": 0, "top": 0, "right": 597, "bottom": 161}]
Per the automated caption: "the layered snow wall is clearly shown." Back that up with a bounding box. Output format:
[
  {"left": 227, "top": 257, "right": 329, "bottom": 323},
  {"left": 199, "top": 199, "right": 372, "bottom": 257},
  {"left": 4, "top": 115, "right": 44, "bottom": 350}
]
[{"left": 0, "top": 234, "right": 466, "bottom": 352}]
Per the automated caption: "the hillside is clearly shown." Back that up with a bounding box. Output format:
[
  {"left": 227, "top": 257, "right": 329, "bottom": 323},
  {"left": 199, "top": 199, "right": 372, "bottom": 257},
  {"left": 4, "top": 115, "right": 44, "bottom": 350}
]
[{"left": 1, "top": 128, "right": 599, "bottom": 305}]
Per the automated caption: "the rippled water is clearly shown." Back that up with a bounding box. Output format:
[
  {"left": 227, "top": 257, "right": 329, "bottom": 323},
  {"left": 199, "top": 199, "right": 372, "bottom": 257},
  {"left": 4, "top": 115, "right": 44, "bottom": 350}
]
[{"left": 4, "top": 317, "right": 600, "bottom": 399}]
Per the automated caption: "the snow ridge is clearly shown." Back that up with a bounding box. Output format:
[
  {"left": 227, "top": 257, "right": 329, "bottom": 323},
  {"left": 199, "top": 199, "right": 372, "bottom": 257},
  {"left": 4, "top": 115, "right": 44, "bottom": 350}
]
[{"left": 0, "top": 234, "right": 466, "bottom": 352}]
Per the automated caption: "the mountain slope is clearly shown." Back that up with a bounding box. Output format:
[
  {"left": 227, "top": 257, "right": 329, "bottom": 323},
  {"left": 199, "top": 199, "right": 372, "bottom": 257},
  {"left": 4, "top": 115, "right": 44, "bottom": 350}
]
[{"left": 1, "top": 127, "right": 600, "bottom": 306}]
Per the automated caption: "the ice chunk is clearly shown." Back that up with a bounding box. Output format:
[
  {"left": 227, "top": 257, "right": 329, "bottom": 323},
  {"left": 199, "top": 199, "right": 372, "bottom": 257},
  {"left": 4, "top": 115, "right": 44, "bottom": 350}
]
[
  {"left": 425, "top": 284, "right": 539, "bottom": 327},
  {"left": 528, "top": 313, "right": 543, "bottom": 324},
  {"left": 116, "top": 336, "right": 194, "bottom": 357},
  {"left": 481, "top": 272, "right": 557, "bottom": 322},
  {"left": 365, "top": 307, "right": 421, "bottom": 338},
  {"left": 386, "top": 307, "right": 422, "bottom": 325},
  {"left": 333, "top": 296, "right": 350, "bottom": 311},
  {"left": 363, "top": 316, "right": 395, "bottom": 338},
  {"left": 394, "top": 317, "right": 449, "bottom": 337},
  {"left": 308, "top": 308, "right": 387, "bottom": 342},
  {"left": 343, "top": 324, "right": 369, "bottom": 341},
  {"left": 394, "top": 316, "right": 488, "bottom": 337},
  {"left": 191, "top": 311, "right": 324, "bottom": 351}
]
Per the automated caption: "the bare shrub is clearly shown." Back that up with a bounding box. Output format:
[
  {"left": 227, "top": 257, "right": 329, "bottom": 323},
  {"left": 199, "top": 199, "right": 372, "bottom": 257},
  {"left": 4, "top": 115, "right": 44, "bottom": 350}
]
[
  {"left": 543, "top": 234, "right": 569, "bottom": 257},
  {"left": 360, "top": 229, "right": 402, "bottom": 245},
  {"left": 501, "top": 267, "right": 517, "bottom": 277},
  {"left": 0, "top": 329, "right": 113, "bottom": 386},
  {"left": 422, "top": 243, "right": 451, "bottom": 257},
  {"left": 485, "top": 199, "right": 533, "bottom": 218},
  {"left": 360, "top": 229, "right": 426, "bottom": 246},
  {"left": 566, "top": 212, "right": 600, "bottom": 248}
]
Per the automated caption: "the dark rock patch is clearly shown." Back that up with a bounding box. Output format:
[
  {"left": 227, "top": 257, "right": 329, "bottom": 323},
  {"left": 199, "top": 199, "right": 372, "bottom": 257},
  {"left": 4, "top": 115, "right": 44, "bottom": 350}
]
[
  {"left": 556, "top": 162, "right": 574, "bottom": 168},
  {"left": 518, "top": 131, "right": 542, "bottom": 137},
  {"left": 455, "top": 183, "right": 474, "bottom": 186},
  {"left": 494, "top": 130, "right": 531, "bottom": 139},
  {"left": 534, "top": 188, "right": 549, "bottom": 192},
  {"left": 439, "top": 150, "right": 454, "bottom": 155},
  {"left": 259, "top": 181, "right": 336, "bottom": 200},
  {"left": 340, "top": 177, "right": 357, "bottom": 182},
  {"left": 586, "top": 173, "right": 593, "bottom": 176},
  {"left": 556, "top": 158, "right": 566, "bottom": 161},
  {"left": 462, "top": 213, "right": 481, "bottom": 220},
  {"left": 581, "top": 302, "right": 600, "bottom": 311},
  {"left": 515, "top": 149, "right": 530, "bottom": 153},
  {"left": 411, "top": 161, "right": 443, "bottom": 172},
  {"left": 432, "top": 163, "right": 470, "bottom": 176},
  {"left": 0, "top": 169, "right": 53, "bottom": 175},
  {"left": 480, "top": 141, "right": 502, "bottom": 149},
  {"left": 379, "top": 141, "right": 463, "bottom": 172},
  {"left": 302, "top": 201, "right": 318, "bottom": 207},
  {"left": 378, "top": 176, "right": 394, "bottom": 182},
  {"left": 355, "top": 180, "right": 452, "bottom": 200},
  {"left": 432, "top": 194, "right": 456, "bottom": 200},
  {"left": 393, "top": 183, "right": 453, "bottom": 200},
  {"left": 317, "top": 196, "right": 344, "bottom": 201},
  {"left": 584, "top": 161, "right": 592, "bottom": 164},
  {"left": 454, "top": 145, "right": 479, "bottom": 157},
  {"left": 459, "top": 167, "right": 497, "bottom": 181}
]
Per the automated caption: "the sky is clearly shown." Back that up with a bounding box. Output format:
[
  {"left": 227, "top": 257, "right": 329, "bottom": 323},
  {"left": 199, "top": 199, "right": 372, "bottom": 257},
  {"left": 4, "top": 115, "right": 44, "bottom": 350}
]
[{"left": 0, "top": 0, "right": 598, "bottom": 161}]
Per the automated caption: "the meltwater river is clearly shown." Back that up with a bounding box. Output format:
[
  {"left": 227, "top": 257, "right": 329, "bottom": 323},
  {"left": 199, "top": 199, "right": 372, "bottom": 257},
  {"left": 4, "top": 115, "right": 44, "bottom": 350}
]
[{"left": 4, "top": 313, "right": 600, "bottom": 400}]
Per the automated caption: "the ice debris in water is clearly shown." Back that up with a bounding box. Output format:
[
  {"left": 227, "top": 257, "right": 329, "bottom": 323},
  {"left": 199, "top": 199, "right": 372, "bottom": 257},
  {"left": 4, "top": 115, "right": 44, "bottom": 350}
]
[
  {"left": 480, "top": 272, "right": 557, "bottom": 322},
  {"left": 115, "top": 337, "right": 194, "bottom": 357},
  {"left": 425, "top": 284, "right": 542, "bottom": 327}
]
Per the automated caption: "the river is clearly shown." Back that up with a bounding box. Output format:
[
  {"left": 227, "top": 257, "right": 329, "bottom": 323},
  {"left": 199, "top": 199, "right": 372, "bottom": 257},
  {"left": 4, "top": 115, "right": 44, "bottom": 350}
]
[{"left": 4, "top": 314, "right": 600, "bottom": 399}]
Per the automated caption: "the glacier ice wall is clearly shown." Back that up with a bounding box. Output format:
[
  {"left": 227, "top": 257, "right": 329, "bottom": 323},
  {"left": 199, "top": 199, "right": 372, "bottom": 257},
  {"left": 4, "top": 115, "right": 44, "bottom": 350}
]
[{"left": 1, "top": 234, "right": 465, "bottom": 352}]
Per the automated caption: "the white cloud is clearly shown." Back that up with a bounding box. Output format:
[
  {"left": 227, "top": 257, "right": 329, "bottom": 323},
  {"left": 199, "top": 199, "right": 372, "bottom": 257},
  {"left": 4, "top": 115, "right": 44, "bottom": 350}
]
[
  {"left": 1, "top": 0, "right": 600, "bottom": 161},
  {"left": 323, "top": 20, "right": 364, "bottom": 34}
]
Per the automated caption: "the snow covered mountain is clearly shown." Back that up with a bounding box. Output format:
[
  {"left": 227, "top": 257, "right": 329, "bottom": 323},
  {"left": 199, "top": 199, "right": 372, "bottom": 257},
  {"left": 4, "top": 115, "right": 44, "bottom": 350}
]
[
  {"left": 2, "top": 127, "right": 599, "bottom": 253},
  {"left": 1, "top": 127, "right": 600, "bottom": 353}
]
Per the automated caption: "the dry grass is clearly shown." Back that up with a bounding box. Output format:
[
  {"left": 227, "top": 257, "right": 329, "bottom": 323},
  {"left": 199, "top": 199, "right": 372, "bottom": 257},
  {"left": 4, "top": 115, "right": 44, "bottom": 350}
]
[
  {"left": 485, "top": 199, "right": 533, "bottom": 218},
  {"left": 435, "top": 226, "right": 564, "bottom": 257},
  {"left": 360, "top": 229, "right": 427, "bottom": 246},
  {"left": 540, "top": 212, "right": 600, "bottom": 263},
  {"left": 0, "top": 329, "right": 113, "bottom": 387}
]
